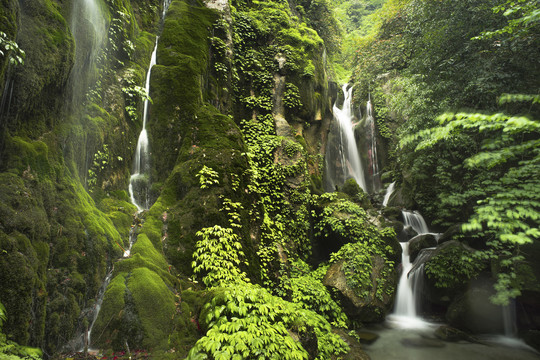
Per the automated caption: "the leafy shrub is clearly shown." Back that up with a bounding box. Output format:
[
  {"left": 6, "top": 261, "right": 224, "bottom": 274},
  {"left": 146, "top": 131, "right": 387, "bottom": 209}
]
[{"left": 187, "top": 283, "right": 349, "bottom": 360}]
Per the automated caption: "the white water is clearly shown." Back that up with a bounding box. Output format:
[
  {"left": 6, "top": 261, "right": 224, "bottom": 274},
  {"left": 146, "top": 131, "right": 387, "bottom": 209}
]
[
  {"left": 129, "top": 39, "right": 159, "bottom": 211},
  {"left": 402, "top": 210, "right": 429, "bottom": 235},
  {"left": 365, "top": 97, "right": 381, "bottom": 191},
  {"left": 332, "top": 84, "right": 367, "bottom": 191},
  {"left": 382, "top": 181, "right": 396, "bottom": 207},
  {"left": 86, "top": 270, "right": 113, "bottom": 348},
  {"left": 69, "top": 0, "right": 107, "bottom": 105},
  {"left": 388, "top": 211, "right": 432, "bottom": 328}
]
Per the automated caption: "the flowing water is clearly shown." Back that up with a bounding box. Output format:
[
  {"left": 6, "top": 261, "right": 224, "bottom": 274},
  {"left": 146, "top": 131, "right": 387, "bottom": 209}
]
[
  {"left": 324, "top": 84, "right": 367, "bottom": 192},
  {"left": 387, "top": 211, "right": 433, "bottom": 328},
  {"left": 68, "top": 0, "right": 107, "bottom": 109},
  {"left": 365, "top": 96, "right": 381, "bottom": 192},
  {"left": 363, "top": 325, "right": 539, "bottom": 360},
  {"left": 382, "top": 181, "right": 396, "bottom": 207},
  {"left": 128, "top": 39, "right": 159, "bottom": 211}
]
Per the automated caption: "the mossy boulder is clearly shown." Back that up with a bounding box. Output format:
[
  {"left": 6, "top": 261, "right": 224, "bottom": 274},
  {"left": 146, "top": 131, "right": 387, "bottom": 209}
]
[
  {"left": 446, "top": 280, "right": 505, "bottom": 334},
  {"left": 323, "top": 256, "right": 397, "bottom": 323},
  {"left": 381, "top": 206, "right": 401, "bottom": 221},
  {"left": 408, "top": 233, "right": 437, "bottom": 263}
]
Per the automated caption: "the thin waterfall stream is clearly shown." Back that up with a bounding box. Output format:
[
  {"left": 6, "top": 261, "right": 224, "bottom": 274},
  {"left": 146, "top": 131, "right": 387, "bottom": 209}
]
[
  {"left": 65, "top": 1, "right": 170, "bottom": 354},
  {"left": 129, "top": 39, "right": 159, "bottom": 211},
  {"left": 365, "top": 95, "right": 381, "bottom": 192},
  {"left": 324, "top": 84, "right": 367, "bottom": 192},
  {"left": 388, "top": 210, "right": 434, "bottom": 328},
  {"left": 382, "top": 181, "right": 396, "bottom": 207}
]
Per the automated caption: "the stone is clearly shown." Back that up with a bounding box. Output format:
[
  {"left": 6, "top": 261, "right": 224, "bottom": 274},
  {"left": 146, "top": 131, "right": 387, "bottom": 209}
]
[
  {"left": 434, "top": 325, "right": 480, "bottom": 343},
  {"left": 401, "top": 337, "right": 445, "bottom": 348},
  {"left": 446, "top": 279, "right": 505, "bottom": 334},
  {"left": 355, "top": 331, "right": 379, "bottom": 345},
  {"left": 381, "top": 206, "right": 401, "bottom": 221},
  {"left": 323, "top": 257, "right": 397, "bottom": 323},
  {"left": 399, "top": 225, "right": 418, "bottom": 242},
  {"left": 409, "top": 233, "right": 437, "bottom": 263}
]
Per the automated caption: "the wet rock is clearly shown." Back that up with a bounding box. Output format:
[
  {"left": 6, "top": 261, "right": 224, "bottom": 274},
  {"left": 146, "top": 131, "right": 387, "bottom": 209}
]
[
  {"left": 323, "top": 257, "right": 397, "bottom": 323},
  {"left": 446, "top": 282, "right": 505, "bottom": 334},
  {"left": 381, "top": 206, "right": 401, "bottom": 221},
  {"left": 401, "top": 337, "right": 445, "bottom": 348},
  {"left": 334, "top": 329, "right": 372, "bottom": 360},
  {"left": 434, "top": 325, "right": 480, "bottom": 343},
  {"left": 399, "top": 225, "right": 418, "bottom": 242},
  {"left": 355, "top": 331, "right": 379, "bottom": 345},
  {"left": 409, "top": 234, "right": 437, "bottom": 263},
  {"left": 438, "top": 223, "right": 462, "bottom": 244}
]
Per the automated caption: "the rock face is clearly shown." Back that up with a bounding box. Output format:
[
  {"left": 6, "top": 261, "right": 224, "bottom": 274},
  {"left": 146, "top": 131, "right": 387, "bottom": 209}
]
[
  {"left": 446, "top": 282, "right": 505, "bottom": 334},
  {"left": 399, "top": 225, "right": 418, "bottom": 242},
  {"left": 408, "top": 234, "right": 437, "bottom": 262},
  {"left": 323, "top": 258, "right": 396, "bottom": 323}
]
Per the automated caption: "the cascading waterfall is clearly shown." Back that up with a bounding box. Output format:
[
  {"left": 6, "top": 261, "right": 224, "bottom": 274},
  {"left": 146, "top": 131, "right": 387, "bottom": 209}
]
[
  {"left": 365, "top": 96, "right": 381, "bottom": 191},
  {"left": 402, "top": 210, "right": 429, "bottom": 234},
  {"left": 128, "top": 39, "right": 159, "bottom": 211},
  {"left": 389, "top": 210, "right": 432, "bottom": 328},
  {"left": 382, "top": 181, "right": 396, "bottom": 207},
  {"left": 324, "top": 84, "right": 367, "bottom": 192}
]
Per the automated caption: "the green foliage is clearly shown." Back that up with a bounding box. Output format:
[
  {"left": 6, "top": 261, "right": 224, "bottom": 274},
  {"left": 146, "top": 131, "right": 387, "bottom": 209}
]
[
  {"left": 425, "top": 244, "right": 486, "bottom": 289},
  {"left": 284, "top": 83, "right": 303, "bottom": 111},
  {"left": 87, "top": 144, "right": 110, "bottom": 190},
  {"left": 122, "top": 77, "right": 152, "bottom": 122},
  {"left": 0, "top": 31, "right": 25, "bottom": 66},
  {"left": 313, "top": 196, "right": 372, "bottom": 241},
  {"left": 187, "top": 283, "right": 349, "bottom": 360},
  {"left": 277, "top": 261, "right": 349, "bottom": 328},
  {"left": 196, "top": 165, "right": 220, "bottom": 189},
  {"left": 0, "top": 302, "right": 42, "bottom": 359},
  {"left": 402, "top": 94, "right": 540, "bottom": 304},
  {"left": 192, "top": 225, "right": 249, "bottom": 287},
  {"left": 329, "top": 230, "right": 396, "bottom": 301},
  {"left": 475, "top": 0, "right": 540, "bottom": 40}
]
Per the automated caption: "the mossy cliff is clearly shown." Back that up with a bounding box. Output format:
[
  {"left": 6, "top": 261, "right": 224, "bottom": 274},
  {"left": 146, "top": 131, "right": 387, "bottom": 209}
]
[
  {"left": 1, "top": 0, "right": 393, "bottom": 358},
  {"left": 0, "top": 0, "right": 164, "bottom": 355}
]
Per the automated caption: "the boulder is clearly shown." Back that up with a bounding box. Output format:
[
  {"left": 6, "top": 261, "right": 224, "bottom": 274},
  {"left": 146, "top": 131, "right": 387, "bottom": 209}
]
[
  {"left": 521, "top": 330, "right": 540, "bottom": 353},
  {"left": 381, "top": 206, "right": 401, "bottom": 221},
  {"left": 446, "top": 280, "right": 505, "bottom": 334},
  {"left": 399, "top": 225, "right": 418, "bottom": 242},
  {"left": 409, "top": 234, "right": 437, "bottom": 263},
  {"left": 438, "top": 223, "right": 462, "bottom": 244},
  {"left": 434, "top": 325, "right": 481, "bottom": 343},
  {"left": 333, "top": 329, "right": 372, "bottom": 360},
  {"left": 401, "top": 337, "right": 445, "bottom": 348},
  {"left": 323, "top": 257, "right": 397, "bottom": 323}
]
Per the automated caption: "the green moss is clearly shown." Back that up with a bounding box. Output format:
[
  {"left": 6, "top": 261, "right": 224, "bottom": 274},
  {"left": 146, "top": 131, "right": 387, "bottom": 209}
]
[
  {"left": 9, "top": 0, "right": 73, "bottom": 138},
  {"left": 127, "top": 267, "right": 176, "bottom": 350},
  {"left": 150, "top": 0, "right": 218, "bottom": 179},
  {"left": 92, "top": 272, "right": 127, "bottom": 349}
]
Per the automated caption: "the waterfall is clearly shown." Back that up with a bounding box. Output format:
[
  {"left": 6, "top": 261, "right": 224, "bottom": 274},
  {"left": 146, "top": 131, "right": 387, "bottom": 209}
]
[
  {"left": 502, "top": 301, "right": 517, "bottom": 337},
  {"left": 128, "top": 0, "right": 172, "bottom": 211},
  {"left": 68, "top": 0, "right": 107, "bottom": 108},
  {"left": 382, "top": 181, "right": 396, "bottom": 207},
  {"left": 388, "top": 210, "right": 432, "bottom": 328},
  {"left": 402, "top": 210, "right": 429, "bottom": 234},
  {"left": 324, "top": 84, "right": 367, "bottom": 192},
  {"left": 86, "top": 270, "right": 113, "bottom": 349},
  {"left": 365, "top": 96, "right": 381, "bottom": 191},
  {"left": 128, "top": 39, "right": 158, "bottom": 211}
]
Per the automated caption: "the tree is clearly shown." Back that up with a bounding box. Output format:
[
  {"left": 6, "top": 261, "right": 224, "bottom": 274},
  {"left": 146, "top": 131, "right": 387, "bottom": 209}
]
[{"left": 402, "top": 94, "right": 540, "bottom": 304}]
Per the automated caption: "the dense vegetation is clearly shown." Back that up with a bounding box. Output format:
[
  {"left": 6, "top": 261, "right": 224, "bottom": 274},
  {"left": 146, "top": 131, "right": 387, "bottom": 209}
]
[{"left": 0, "top": 0, "right": 538, "bottom": 358}]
